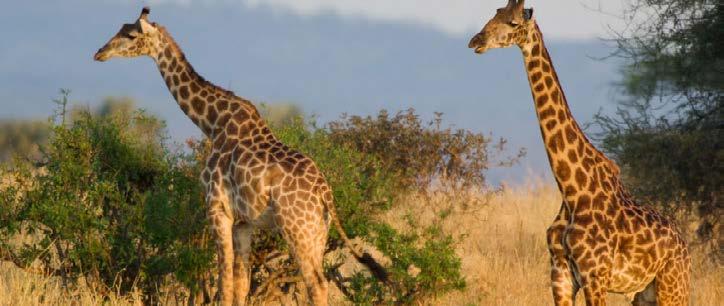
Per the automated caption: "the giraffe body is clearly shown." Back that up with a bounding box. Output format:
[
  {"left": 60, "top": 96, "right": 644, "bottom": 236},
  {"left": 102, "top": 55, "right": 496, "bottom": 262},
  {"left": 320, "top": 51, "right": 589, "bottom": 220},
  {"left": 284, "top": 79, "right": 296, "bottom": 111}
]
[
  {"left": 94, "top": 8, "right": 386, "bottom": 306},
  {"left": 468, "top": 1, "right": 691, "bottom": 305}
]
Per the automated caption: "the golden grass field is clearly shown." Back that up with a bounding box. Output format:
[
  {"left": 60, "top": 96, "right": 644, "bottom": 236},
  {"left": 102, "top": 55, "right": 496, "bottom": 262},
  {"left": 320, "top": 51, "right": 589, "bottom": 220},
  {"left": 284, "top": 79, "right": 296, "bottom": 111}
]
[
  {"left": 382, "top": 181, "right": 722, "bottom": 306},
  {"left": 1, "top": 180, "right": 721, "bottom": 305}
]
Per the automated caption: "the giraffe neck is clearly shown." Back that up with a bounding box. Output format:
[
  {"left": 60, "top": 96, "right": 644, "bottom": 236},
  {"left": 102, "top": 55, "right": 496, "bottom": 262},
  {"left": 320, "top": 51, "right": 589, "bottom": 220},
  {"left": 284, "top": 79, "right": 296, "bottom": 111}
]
[
  {"left": 519, "top": 24, "right": 623, "bottom": 209},
  {"left": 151, "top": 28, "right": 265, "bottom": 139}
]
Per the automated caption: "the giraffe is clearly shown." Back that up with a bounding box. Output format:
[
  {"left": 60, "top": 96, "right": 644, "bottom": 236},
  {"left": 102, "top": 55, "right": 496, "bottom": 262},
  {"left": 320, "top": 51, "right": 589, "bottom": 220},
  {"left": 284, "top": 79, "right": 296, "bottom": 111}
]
[
  {"left": 94, "top": 7, "right": 387, "bottom": 306},
  {"left": 468, "top": 1, "right": 690, "bottom": 305}
]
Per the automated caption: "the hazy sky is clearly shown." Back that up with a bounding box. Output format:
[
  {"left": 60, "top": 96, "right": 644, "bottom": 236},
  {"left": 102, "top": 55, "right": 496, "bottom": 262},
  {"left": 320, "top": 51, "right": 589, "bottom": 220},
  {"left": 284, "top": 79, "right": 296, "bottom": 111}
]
[
  {"left": 148, "top": 0, "right": 627, "bottom": 39},
  {"left": 1, "top": 0, "right": 626, "bottom": 183}
]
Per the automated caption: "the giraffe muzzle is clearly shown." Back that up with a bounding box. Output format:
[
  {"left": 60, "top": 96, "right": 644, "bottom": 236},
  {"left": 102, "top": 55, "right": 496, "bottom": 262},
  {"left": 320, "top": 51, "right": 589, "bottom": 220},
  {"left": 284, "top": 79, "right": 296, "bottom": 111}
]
[
  {"left": 94, "top": 48, "right": 109, "bottom": 62},
  {"left": 468, "top": 33, "right": 488, "bottom": 54}
]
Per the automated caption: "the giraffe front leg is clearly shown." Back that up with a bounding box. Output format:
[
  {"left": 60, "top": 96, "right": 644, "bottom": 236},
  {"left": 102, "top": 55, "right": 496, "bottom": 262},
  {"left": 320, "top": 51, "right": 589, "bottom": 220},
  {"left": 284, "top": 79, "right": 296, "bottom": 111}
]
[
  {"left": 580, "top": 274, "right": 608, "bottom": 306},
  {"left": 547, "top": 204, "right": 579, "bottom": 306},
  {"left": 305, "top": 208, "right": 330, "bottom": 306},
  {"left": 294, "top": 244, "right": 328, "bottom": 306},
  {"left": 207, "top": 187, "right": 235, "bottom": 306},
  {"left": 232, "top": 222, "right": 253, "bottom": 306},
  {"left": 572, "top": 245, "right": 611, "bottom": 306},
  {"left": 567, "top": 223, "right": 614, "bottom": 306}
]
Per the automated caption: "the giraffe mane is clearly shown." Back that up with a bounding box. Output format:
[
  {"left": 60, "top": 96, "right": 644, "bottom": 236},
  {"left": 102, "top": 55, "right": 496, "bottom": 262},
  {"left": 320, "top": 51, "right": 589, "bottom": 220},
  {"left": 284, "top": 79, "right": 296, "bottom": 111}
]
[
  {"left": 532, "top": 23, "right": 621, "bottom": 177},
  {"left": 156, "top": 25, "right": 237, "bottom": 99}
]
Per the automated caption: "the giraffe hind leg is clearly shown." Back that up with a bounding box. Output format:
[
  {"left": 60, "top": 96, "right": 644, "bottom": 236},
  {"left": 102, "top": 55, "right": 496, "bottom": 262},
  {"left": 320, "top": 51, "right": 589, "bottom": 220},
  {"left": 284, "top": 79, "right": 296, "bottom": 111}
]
[
  {"left": 654, "top": 256, "right": 690, "bottom": 306},
  {"left": 296, "top": 245, "right": 328, "bottom": 306},
  {"left": 275, "top": 198, "right": 329, "bottom": 306},
  {"left": 232, "top": 222, "right": 253, "bottom": 306}
]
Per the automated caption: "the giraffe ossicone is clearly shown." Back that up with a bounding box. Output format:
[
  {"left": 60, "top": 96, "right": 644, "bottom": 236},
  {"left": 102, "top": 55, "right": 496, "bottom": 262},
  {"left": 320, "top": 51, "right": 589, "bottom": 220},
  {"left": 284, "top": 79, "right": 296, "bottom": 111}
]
[
  {"left": 94, "top": 7, "right": 388, "bottom": 306},
  {"left": 469, "top": 1, "right": 691, "bottom": 305}
]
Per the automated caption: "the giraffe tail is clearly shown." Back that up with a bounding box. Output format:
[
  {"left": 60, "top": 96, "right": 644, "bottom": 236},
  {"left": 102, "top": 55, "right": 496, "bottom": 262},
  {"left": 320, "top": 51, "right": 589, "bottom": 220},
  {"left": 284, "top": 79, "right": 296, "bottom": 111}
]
[{"left": 324, "top": 197, "right": 391, "bottom": 285}]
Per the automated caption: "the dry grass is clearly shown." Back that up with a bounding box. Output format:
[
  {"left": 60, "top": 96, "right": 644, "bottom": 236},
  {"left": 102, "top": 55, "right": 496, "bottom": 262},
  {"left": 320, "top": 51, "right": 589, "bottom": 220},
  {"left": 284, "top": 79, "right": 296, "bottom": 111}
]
[
  {"left": 379, "top": 179, "right": 723, "bottom": 306},
  {"left": 0, "top": 262, "right": 144, "bottom": 306},
  {"left": 1, "top": 180, "right": 721, "bottom": 305}
]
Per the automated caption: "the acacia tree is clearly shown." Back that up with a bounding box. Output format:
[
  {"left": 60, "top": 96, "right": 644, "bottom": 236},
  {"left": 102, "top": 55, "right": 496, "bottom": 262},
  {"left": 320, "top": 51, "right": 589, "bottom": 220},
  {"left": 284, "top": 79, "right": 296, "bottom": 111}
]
[{"left": 595, "top": 0, "right": 722, "bottom": 254}]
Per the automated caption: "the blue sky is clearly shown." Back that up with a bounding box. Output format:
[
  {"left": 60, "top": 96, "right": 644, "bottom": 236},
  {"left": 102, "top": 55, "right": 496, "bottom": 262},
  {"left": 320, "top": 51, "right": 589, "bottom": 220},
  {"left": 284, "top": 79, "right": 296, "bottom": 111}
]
[{"left": 0, "top": 0, "right": 627, "bottom": 183}]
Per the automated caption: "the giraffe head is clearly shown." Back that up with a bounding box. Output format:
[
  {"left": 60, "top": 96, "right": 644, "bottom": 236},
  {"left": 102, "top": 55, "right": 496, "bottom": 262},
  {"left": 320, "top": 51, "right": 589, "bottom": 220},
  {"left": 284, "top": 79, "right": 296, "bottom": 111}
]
[
  {"left": 94, "top": 7, "right": 163, "bottom": 62},
  {"left": 468, "top": 0, "right": 535, "bottom": 54}
]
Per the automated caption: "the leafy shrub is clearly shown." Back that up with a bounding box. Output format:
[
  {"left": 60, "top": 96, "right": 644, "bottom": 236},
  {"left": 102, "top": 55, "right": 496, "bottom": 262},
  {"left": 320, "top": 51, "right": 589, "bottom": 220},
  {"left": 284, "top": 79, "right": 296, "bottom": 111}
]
[
  {"left": 348, "top": 222, "right": 465, "bottom": 305},
  {"left": 328, "top": 109, "right": 525, "bottom": 192},
  {"left": 273, "top": 118, "right": 465, "bottom": 304},
  {"left": 0, "top": 102, "right": 213, "bottom": 303}
]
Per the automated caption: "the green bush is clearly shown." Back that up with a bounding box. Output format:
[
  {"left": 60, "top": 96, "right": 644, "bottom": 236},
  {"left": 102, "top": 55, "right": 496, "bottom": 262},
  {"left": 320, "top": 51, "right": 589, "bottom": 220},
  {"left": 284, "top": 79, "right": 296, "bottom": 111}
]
[
  {"left": 274, "top": 118, "right": 465, "bottom": 304},
  {"left": 0, "top": 103, "right": 213, "bottom": 303}
]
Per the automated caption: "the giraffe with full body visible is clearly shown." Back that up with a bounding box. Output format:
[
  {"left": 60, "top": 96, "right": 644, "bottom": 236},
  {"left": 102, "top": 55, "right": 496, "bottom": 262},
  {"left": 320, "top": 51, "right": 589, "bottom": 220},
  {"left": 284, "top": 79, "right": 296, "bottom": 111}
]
[
  {"left": 94, "top": 7, "right": 387, "bottom": 306},
  {"left": 468, "top": 1, "right": 690, "bottom": 305}
]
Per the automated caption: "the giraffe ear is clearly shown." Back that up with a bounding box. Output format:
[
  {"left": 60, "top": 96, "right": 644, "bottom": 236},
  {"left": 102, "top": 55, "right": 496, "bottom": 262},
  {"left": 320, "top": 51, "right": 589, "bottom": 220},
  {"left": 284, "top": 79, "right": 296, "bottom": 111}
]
[
  {"left": 136, "top": 6, "right": 157, "bottom": 33},
  {"left": 523, "top": 8, "right": 533, "bottom": 20},
  {"left": 138, "top": 18, "right": 157, "bottom": 33},
  {"left": 139, "top": 6, "right": 150, "bottom": 21}
]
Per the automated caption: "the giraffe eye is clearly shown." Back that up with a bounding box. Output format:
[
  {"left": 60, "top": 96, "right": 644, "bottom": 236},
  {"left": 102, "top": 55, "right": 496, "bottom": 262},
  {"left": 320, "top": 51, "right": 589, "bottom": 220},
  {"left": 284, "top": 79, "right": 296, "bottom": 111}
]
[{"left": 122, "top": 32, "right": 137, "bottom": 40}]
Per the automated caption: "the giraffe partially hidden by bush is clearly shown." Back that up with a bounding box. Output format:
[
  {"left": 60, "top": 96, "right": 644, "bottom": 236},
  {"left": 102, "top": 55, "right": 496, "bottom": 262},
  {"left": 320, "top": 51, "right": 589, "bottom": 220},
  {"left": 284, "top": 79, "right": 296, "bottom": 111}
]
[
  {"left": 94, "top": 7, "right": 388, "bottom": 306},
  {"left": 468, "top": 1, "right": 690, "bottom": 305}
]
